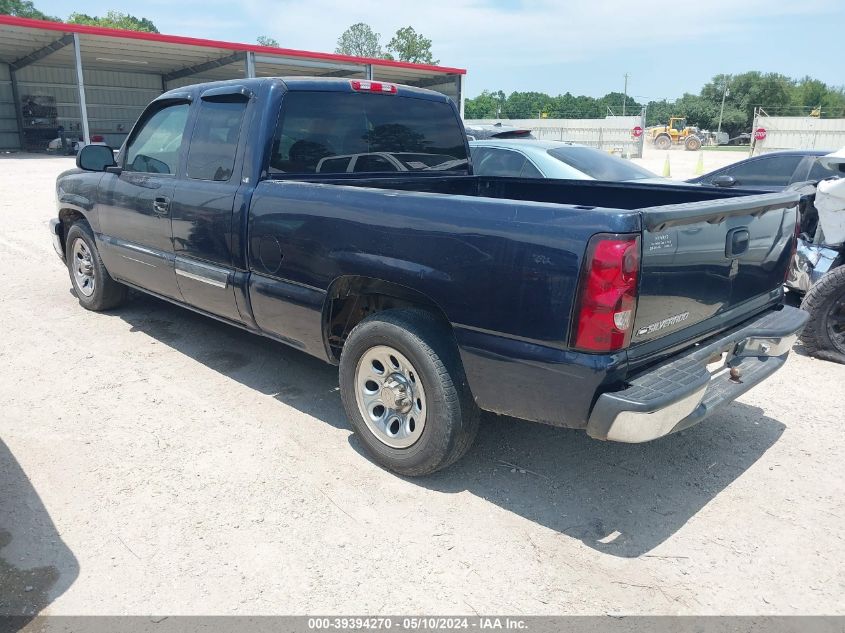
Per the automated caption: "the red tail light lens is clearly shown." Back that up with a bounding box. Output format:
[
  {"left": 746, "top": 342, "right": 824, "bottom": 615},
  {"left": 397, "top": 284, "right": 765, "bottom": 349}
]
[
  {"left": 571, "top": 233, "right": 641, "bottom": 352},
  {"left": 350, "top": 80, "right": 398, "bottom": 94}
]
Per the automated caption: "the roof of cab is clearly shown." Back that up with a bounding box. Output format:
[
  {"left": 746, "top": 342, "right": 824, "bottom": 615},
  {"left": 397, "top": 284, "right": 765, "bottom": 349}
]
[{"left": 159, "top": 76, "right": 450, "bottom": 103}]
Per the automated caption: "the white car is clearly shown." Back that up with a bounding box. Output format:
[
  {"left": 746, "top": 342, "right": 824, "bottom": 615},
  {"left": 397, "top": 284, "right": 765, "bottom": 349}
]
[{"left": 470, "top": 139, "right": 670, "bottom": 183}]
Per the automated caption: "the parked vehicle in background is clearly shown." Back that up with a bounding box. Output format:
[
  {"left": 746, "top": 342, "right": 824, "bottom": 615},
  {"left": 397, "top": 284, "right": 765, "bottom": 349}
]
[
  {"left": 786, "top": 148, "right": 845, "bottom": 363},
  {"left": 470, "top": 140, "right": 668, "bottom": 182},
  {"left": 463, "top": 122, "right": 534, "bottom": 140},
  {"left": 647, "top": 117, "right": 704, "bottom": 151},
  {"left": 46, "top": 134, "right": 108, "bottom": 155},
  {"left": 51, "top": 77, "right": 807, "bottom": 475},
  {"left": 688, "top": 150, "right": 837, "bottom": 191}
]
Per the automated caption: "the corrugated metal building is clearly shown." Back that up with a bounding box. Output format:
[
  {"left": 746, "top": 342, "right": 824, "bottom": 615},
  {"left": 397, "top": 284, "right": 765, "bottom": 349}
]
[{"left": 0, "top": 15, "right": 466, "bottom": 150}]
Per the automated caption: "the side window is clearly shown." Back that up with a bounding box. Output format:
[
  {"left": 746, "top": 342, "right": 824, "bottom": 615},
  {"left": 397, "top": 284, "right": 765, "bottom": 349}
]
[
  {"left": 317, "top": 156, "right": 352, "bottom": 173},
  {"left": 808, "top": 159, "right": 842, "bottom": 182},
  {"left": 187, "top": 97, "right": 248, "bottom": 181},
  {"left": 724, "top": 155, "right": 803, "bottom": 187},
  {"left": 520, "top": 158, "right": 543, "bottom": 178},
  {"left": 353, "top": 154, "right": 398, "bottom": 173},
  {"left": 474, "top": 147, "right": 532, "bottom": 177},
  {"left": 124, "top": 102, "right": 190, "bottom": 175}
]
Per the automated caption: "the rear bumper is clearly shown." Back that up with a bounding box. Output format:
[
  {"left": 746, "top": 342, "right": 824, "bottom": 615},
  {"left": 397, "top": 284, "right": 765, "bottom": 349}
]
[
  {"left": 586, "top": 305, "right": 809, "bottom": 443},
  {"left": 49, "top": 218, "right": 65, "bottom": 262}
]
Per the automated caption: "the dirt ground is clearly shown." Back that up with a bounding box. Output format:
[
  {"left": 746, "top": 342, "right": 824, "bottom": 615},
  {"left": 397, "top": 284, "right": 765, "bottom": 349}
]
[
  {"left": 1, "top": 154, "right": 844, "bottom": 617},
  {"left": 632, "top": 144, "right": 750, "bottom": 181}
]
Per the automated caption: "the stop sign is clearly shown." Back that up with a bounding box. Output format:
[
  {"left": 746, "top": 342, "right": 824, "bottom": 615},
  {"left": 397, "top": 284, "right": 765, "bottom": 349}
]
[
  {"left": 632, "top": 126, "right": 643, "bottom": 138},
  {"left": 754, "top": 127, "right": 767, "bottom": 141}
]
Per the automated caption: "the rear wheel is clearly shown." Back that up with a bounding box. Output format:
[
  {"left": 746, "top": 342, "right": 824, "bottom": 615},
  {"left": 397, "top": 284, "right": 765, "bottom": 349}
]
[
  {"left": 339, "top": 309, "right": 479, "bottom": 476},
  {"left": 65, "top": 221, "right": 127, "bottom": 311},
  {"left": 654, "top": 135, "right": 672, "bottom": 150},
  {"left": 800, "top": 266, "right": 845, "bottom": 363}
]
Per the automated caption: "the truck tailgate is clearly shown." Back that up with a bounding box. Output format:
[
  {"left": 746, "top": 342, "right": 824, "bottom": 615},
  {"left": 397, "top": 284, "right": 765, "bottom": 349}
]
[{"left": 631, "top": 191, "right": 799, "bottom": 351}]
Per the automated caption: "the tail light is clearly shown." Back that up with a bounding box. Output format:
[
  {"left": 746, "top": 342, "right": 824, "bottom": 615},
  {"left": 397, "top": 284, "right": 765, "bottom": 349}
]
[
  {"left": 350, "top": 80, "right": 398, "bottom": 94},
  {"left": 785, "top": 208, "right": 801, "bottom": 282},
  {"left": 571, "top": 233, "right": 641, "bottom": 353}
]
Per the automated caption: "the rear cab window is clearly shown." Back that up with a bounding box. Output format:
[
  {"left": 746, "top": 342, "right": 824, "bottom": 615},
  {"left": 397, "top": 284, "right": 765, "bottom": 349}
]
[{"left": 268, "top": 90, "right": 468, "bottom": 176}]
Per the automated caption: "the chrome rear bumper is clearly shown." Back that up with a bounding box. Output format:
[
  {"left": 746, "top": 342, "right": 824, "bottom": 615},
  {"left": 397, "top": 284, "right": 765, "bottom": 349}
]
[{"left": 586, "top": 306, "right": 808, "bottom": 443}]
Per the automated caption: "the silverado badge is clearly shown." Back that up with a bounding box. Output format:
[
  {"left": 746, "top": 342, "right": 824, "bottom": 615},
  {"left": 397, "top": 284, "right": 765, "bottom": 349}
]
[{"left": 636, "top": 311, "right": 690, "bottom": 337}]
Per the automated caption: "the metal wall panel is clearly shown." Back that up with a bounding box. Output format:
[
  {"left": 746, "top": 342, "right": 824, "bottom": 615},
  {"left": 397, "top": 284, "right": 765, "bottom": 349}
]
[
  {"left": 752, "top": 115, "right": 845, "bottom": 155},
  {"left": 465, "top": 116, "right": 645, "bottom": 157},
  {"left": 14, "top": 64, "right": 162, "bottom": 148},
  {"left": 0, "top": 62, "right": 20, "bottom": 149}
]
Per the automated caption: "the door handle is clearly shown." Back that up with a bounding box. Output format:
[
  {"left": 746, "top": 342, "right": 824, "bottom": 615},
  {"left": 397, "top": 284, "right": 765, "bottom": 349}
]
[{"left": 153, "top": 196, "right": 170, "bottom": 215}]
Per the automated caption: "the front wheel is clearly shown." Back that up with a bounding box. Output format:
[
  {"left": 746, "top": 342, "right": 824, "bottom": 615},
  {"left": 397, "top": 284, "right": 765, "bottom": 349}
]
[
  {"left": 654, "top": 135, "right": 672, "bottom": 150},
  {"left": 800, "top": 266, "right": 845, "bottom": 363},
  {"left": 339, "top": 309, "right": 479, "bottom": 476},
  {"left": 65, "top": 221, "right": 127, "bottom": 311}
]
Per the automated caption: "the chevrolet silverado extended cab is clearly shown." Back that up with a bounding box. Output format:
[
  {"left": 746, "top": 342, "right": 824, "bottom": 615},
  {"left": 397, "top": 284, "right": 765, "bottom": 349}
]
[{"left": 51, "top": 77, "right": 807, "bottom": 475}]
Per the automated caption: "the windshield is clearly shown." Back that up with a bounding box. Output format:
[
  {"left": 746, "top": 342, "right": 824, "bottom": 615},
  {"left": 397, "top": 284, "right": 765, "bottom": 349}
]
[{"left": 547, "top": 146, "right": 657, "bottom": 181}]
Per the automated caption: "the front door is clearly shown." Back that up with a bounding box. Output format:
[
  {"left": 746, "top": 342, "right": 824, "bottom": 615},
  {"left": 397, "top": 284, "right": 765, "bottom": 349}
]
[{"left": 97, "top": 100, "right": 191, "bottom": 300}]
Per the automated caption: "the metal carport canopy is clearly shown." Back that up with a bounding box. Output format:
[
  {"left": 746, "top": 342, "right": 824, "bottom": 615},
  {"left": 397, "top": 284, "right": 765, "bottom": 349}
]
[{"left": 0, "top": 15, "right": 466, "bottom": 146}]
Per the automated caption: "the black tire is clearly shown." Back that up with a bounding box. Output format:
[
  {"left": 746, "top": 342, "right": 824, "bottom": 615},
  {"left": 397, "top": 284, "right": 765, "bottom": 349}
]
[
  {"left": 654, "top": 135, "right": 672, "bottom": 150},
  {"left": 339, "top": 309, "right": 479, "bottom": 476},
  {"left": 685, "top": 136, "right": 701, "bottom": 151},
  {"left": 800, "top": 266, "right": 845, "bottom": 364},
  {"left": 65, "top": 220, "right": 127, "bottom": 311}
]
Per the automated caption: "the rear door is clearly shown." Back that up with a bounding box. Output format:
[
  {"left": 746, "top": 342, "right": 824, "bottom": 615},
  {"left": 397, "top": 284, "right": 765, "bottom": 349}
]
[
  {"left": 97, "top": 98, "right": 191, "bottom": 299},
  {"left": 630, "top": 192, "right": 799, "bottom": 353},
  {"left": 170, "top": 86, "right": 252, "bottom": 323}
]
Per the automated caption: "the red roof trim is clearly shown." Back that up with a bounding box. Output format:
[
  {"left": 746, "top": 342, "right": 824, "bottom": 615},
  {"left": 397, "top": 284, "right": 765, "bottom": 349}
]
[{"left": 0, "top": 15, "right": 466, "bottom": 75}]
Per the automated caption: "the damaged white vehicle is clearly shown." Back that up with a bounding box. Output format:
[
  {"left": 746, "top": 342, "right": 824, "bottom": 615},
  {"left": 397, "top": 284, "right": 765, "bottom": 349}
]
[{"left": 786, "top": 147, "right": 845, "bottom": 362}]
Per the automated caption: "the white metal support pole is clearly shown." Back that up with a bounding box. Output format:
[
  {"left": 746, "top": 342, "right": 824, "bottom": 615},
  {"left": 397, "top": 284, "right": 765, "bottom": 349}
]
[
  {"left": 458, "top": 74, "right": 465, "bottom": 119},
  {"left": 717, "top": 77, "right": 729, "bottom": 135},
  {"left": 72, "top": 33, "right": 90, "bottom": 145},
  {"left": 245, "top": 51, "right": 256, "bottom": 78},
  {"left": 365, "top": 64, "right": 373, "bottom": 80}
]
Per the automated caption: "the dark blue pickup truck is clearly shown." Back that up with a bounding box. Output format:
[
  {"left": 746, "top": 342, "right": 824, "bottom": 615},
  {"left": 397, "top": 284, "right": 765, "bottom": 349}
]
[{"left": 51, "top": 77, "right": 807, "bottom": 475}]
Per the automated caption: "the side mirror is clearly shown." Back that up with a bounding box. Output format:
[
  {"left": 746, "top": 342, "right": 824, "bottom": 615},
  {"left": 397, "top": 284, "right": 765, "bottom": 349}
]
[
  {"left": 76, "top": 144, "right": 117, "bottom": 172},
  {"left": 712, "top": 174, "right": 737, "bottom": 187}
]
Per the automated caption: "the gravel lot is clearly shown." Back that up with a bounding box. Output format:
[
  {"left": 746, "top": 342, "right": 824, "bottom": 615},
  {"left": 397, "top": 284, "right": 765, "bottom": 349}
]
[
  {"left": 632, "top": 145, "right": 750, "bottom": 181},
  {"left": 1, "top": 154, "right": 844, "bottom": 617}
]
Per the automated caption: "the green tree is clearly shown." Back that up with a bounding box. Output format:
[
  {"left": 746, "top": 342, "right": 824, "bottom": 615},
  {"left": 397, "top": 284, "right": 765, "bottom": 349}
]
[
  {"left": 335, "top": 22, "right": 384, "bottom": 58},
  {"left": 0, "top": 0, "right": 59, "bottom": 20},
  {"left": 386, "top": 26, "right": 438, "bottom": 65},
  {"left": 464, "top": 90, "right": 506, "bottom": 119},
  {"left": 256, "top": 35, "right": 279, "bottom": 47},
  {"left": 597, "top": 91, "right": 642, "bottom": 116},
  {"left": 67, "top": 10, "right": 158, "bottom": 32}
]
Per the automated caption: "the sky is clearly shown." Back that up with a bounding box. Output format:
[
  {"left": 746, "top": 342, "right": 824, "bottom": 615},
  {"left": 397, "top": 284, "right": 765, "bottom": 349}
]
[{"left": 34, "top": 0, "right": 845, "bottom": 101}]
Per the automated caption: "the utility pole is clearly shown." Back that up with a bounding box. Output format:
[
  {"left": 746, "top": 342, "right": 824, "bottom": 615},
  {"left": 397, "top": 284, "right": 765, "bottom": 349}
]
[
  {"left": 623, "top": 73, "right": 629, "bottom": 116},
  {"left": 717, "top": 75, "right": 730, "bottom": 135}
]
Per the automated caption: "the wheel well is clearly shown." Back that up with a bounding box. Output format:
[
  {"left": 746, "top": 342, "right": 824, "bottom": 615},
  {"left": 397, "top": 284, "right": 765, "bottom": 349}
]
[
  {"left": 58, "top": 209, "right": 86, "bottom": 251},
  {"left": 323, "top": 276, "right": 452, "bottom": 361}
]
